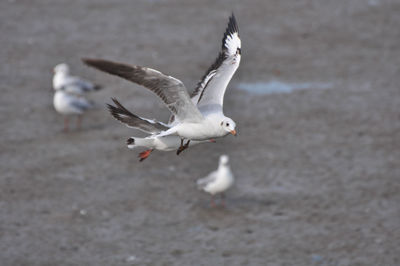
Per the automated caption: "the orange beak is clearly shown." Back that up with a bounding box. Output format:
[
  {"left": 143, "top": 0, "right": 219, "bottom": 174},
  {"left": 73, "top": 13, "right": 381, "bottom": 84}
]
[
  {"left": 209, "top": 139, "right": 216, "bottom": 143},
  {"left": 230, "top": 129, "right": 237, "bottom": 136}
]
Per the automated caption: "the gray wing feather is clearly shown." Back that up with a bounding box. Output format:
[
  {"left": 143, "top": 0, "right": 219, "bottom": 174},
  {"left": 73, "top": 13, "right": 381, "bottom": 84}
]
[
  {"left": 82, "top": 58, "right": 203, "bottom": 123},
  {"left": 107, "top": 98, "right": 169, "bottom": 134},
  {"left": 197, "top": 171, "right": 217, "bottom": 190},
  {"left": 70, "top": 98, "right": 93, "bottom": 111},
  {"left": 63, "top": 77, "right": 102, "bottom": 93}
]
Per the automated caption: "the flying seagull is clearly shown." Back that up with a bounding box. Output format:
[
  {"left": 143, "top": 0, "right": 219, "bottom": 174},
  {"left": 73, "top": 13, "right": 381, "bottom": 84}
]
[
  {"left": 107, "top": 98, "right": 215, "bottom": 161},
  {"left": 83, "top": 14, "right": 241, "bottom": 154}
]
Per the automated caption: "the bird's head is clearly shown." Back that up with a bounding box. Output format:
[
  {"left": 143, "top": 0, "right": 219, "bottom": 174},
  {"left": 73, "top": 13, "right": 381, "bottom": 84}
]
[
  {"left": 54, "top": 63, "right": 70, "bottom": 74},
  {"left": 219, "top": 155, "right": 229, "bottom": 165},
  {"left": 220, "top": 117, "right": 237, "bottom": 136}
]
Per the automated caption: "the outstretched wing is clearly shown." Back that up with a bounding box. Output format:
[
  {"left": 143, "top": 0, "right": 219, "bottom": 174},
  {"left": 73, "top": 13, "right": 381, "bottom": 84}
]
[
  {"left": 194, "top": 14, "right": 241, "bottom": 111},
  {"left": 107, "top": 98, "right": 169, "bottom": 134},
  {"left": 82, "top": 58, "right": 204, "bottom": 123},
  {"left": 168, "top": 89, "right": 201, "bottom": 125}
]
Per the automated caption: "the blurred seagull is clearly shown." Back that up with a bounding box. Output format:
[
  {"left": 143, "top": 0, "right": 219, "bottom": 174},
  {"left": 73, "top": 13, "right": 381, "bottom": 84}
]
[
  {"left": 53, "top": 88, "right": 94, "bottom": 132},
  {"left": 197, "top": 155, "right": 234, "bottom": 207},
  {"left": 83, "top": 13, "right": 241, "bottom": 154},
  {"left": 107, "top": 98, "right": 215, "bottom": 161},
  {"left": 53, "top": 63, "right": 102, "bottom": 95}
]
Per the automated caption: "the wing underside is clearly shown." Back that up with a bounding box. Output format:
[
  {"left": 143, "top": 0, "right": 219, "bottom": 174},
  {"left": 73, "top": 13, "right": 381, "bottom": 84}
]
[{"left": 83, "top": 58, "right": 203, "bottom": 123}]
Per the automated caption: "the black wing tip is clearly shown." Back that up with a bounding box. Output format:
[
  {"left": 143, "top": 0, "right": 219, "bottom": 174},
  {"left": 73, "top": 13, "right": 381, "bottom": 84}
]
[
  {"left": 82, "top": 58, "right": 108, "bottom": 73},
  {"left": 221, "top": 13, "right": 239, "bottom": 50},
  {"left": 106, "top": 97, "right": 120, "bottom": 110},
  {"left": 81, "top": 57, "right": 98, "bottom": 67},
  {"left": 106, "top": 104, "right": 120, "bottom": 119},
  {"left": 81, "top": 57, "right": 108, "bottom": 65},
  {"left": 127, "top": 137, "right": 135, "bottom": 145},
  {"left": 106, "top": 98, "right": 126, "bottom": 120},
  {"left": 110, "top": 97, "right": 120, "bottom": 105},
  {"left": 82, "top": 57, "right": 116, "bottom": 72},
  {"left": 227, "top": 13, "right": 239, "bottom": 34}
]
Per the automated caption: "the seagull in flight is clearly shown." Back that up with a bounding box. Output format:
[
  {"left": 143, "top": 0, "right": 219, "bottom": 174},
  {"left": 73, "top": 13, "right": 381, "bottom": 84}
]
[
  {"left": 83, "top": 14, "right": 241, "bottom": 154},
  {"left": 107, "top": 98, "right": 215, "bottom": 161}
]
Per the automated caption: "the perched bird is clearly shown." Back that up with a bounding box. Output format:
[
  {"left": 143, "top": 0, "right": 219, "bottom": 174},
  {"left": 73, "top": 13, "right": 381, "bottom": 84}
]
[
  {"left": 83, "top": 13, "right": 241, "bottom": 154},
  {"left": 107, "top": 98, "right": 215, "bottom": 161},
  {"left": 197, "top": 155, "right": 234, "bottom": 207},
  {"left": 53, "top": 63, "right": 102, "bottom": 95},
  {"left": 53, "top": 88, "right": 94, "bottom": 132}
]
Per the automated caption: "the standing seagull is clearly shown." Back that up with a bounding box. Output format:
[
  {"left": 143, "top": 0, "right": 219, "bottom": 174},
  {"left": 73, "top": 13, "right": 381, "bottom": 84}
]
[
  {"left": 53, "top": 63, "right": 102, "bottom": 95},
  {"left": 53, "top": 88, "right": 94, "bottom": 132},
  {"left": 197, "top": 155, "right": 234, "bottom": 207},
  {"left": 83, "top": 13, "right": 241, "bottom": 154}
]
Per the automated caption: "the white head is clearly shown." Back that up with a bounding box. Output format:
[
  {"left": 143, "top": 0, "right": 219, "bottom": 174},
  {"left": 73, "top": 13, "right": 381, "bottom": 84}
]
[
  {"left": 219, "top": 154, "right": 229, "bottom": 165},
  {"left": 220, "top": 117, "right": 237, "bottom": 136},
  {"left": 54, "top": 63, "right": 70, "bottom": 75}
]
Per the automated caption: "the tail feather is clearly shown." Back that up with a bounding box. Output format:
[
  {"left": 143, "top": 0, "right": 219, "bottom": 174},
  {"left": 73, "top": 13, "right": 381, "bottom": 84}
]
[
  {"left": 127, "top": 137, "right": 135, "bottom": 147},
  {"left": 126, "top": 137, "right": 154, "bottom": 149},
  {"left": 107, "top": 98, "right": 169, "bottom": 134}
]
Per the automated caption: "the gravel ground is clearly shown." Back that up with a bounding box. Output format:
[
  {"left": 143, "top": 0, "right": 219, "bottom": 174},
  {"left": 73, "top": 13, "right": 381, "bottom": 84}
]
[{"left": 1, "top": 0, "right": 399, "bottom": 265}]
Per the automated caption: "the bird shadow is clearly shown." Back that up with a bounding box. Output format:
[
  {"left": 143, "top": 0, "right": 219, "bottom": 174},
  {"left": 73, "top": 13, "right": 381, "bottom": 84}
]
[{"left": 191, "top": 195, "right": 276, "bottom": 214}]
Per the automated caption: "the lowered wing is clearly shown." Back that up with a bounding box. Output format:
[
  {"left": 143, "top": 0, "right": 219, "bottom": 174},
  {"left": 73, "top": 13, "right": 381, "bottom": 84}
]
[{"left": 107, "top": 98, "right": 169, "bottom": 134}]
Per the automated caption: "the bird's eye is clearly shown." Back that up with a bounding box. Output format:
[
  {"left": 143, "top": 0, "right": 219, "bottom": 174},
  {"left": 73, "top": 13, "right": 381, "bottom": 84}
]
[{"left": 226, "top": 123, "right": 230, "bottom": 127}]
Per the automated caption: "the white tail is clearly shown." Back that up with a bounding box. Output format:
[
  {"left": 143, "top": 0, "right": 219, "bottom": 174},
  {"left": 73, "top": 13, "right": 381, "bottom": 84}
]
[{"left": 126, "top": 137, "right": 155, "bottom": 149}]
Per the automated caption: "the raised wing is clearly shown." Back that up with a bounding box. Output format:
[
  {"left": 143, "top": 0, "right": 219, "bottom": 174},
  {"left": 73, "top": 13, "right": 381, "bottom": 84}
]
[
  {"left": 82, "top": 58, "right": 204, "bottom": 123},
  {"left": 194, "top": 14, "right": 241, "bottom": 111},
  {"left": 107, "top": 98, "right": 169, "bottom": 134}
]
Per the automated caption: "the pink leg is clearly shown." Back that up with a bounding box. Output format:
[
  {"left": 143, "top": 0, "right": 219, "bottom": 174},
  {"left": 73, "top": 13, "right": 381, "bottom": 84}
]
[
  {"left": 220, "top": 193, "right": 226, "bottom": 208},
  {"left": 64, "top": 117, "right": 69, "bottom": 132},
  {"left": 138, "top": 149, "right": 153, "bottom": 162},
  {"left": 76, "top": 116, "right": 82, "bottom": 130},
  {"left": 210, "top": 195, "right": 217, "bottom": 208}
]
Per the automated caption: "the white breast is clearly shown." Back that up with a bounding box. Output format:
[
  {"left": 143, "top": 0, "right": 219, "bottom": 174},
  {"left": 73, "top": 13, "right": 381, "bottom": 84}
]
[
  {"left": 53, "top": 91, "right": 84, "bottom": 115},
  {"left": 203, "top": 166, "right": 234, "bottom": 195}
]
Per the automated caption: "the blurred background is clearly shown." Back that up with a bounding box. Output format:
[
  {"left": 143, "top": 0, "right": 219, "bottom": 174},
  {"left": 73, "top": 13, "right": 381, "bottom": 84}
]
[{"left": 1, "top": 0, "right": 399, "bottom": 265}]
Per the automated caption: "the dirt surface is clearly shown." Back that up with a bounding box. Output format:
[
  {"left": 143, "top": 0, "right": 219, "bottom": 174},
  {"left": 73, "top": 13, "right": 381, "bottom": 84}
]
[{"left": 1, "top": 0, "right": 399, "bottom": 265}]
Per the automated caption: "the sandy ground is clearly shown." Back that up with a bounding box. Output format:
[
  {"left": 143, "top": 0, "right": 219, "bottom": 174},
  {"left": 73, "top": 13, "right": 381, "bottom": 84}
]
[{"left": 1, "top": 0, "right": 399, "bottom": 265}]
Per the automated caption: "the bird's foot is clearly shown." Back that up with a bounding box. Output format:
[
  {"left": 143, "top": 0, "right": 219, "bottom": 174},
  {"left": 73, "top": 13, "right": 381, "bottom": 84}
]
[
  {"left": 76, "top": 116, "right": 82, "bottom": 130},
  {"left": 138, "top": 149, "right": 153, "bottom": 162},
  {"left": 176, "top": 140, "right": 190, "bottom": 155},
  {"left": 220, "top": 193, "right": 226, "bottom": 208},
  {"left": 210, "top": 197, "right": 217, "bottom": 208},
  {"left": 63, "top": 117, "right": 69, "bottom": 133}
]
